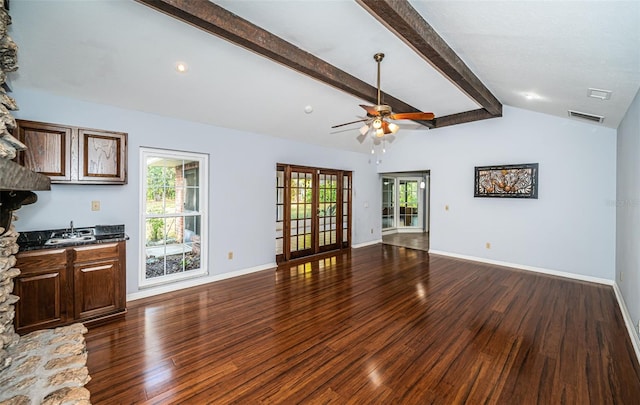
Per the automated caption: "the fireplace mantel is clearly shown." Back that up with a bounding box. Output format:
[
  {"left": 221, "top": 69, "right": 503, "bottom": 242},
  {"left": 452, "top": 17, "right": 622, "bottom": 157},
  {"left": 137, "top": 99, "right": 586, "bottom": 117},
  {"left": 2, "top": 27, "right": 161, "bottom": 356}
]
[{"left": 0, "top": 158, "right": 51, "bottom": 191}]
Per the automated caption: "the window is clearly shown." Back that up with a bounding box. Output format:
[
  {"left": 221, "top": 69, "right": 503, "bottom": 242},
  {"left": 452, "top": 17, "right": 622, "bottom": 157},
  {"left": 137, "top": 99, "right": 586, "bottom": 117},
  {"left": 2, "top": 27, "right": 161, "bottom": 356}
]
[{"left": 140, "top": 148, "right": 208, "bottom": 287}]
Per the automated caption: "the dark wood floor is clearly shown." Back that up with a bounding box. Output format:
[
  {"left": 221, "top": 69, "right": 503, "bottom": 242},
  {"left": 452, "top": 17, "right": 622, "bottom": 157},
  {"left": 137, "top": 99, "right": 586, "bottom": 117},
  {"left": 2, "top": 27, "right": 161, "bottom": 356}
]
[
  {"left": 382, "top": 231, "right": 429, "bottom": 251},
  {"left": 85, "top": 244, "right": 640, "bottom": 404}
]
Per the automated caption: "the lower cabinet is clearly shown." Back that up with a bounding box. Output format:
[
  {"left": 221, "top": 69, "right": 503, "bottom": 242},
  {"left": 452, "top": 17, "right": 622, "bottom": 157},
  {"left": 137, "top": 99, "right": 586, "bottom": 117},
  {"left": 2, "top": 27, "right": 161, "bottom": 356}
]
[
  {"left": 73, "top": 243, "right": 126, "bottom": 321},
  {"left": 13, "top": 248, "right": 70, "bottom": 332},
  {"left": 14, "top": 241, "right": 126, "bottom": 334}
]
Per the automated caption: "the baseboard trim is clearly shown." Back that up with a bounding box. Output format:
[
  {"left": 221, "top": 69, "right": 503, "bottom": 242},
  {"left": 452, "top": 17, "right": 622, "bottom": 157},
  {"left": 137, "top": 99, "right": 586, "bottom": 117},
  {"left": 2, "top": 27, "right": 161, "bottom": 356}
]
[
  {"left": 612, "top": 282, "right": 640, "bottom": 364},
  {"left": 352, "top": 239, "right": 382, "bottom": 249},
  {"left": 127, "top": 262, "right": 277, "bottom": 301},
  {"left": 427, "top": 250, "right": 613, "bottom": 286}
]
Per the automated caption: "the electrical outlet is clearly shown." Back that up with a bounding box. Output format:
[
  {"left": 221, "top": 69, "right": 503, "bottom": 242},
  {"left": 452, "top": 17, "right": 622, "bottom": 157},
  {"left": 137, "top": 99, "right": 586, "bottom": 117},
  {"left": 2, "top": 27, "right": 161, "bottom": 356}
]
[
  {"left": 228, "top": 251, "right": 233, "bottom": 260},
  {"left": 620, "top": 272, "right": 624, "bottom": 282},
  {"left": 91, "top": 200, "right": 100, "bottom": 211},
  {"left": 485, "top": 242, "right": 491, "bottom": 249},
  {"left": 371, "top": 228, "right": 374, "bottom": 234}
]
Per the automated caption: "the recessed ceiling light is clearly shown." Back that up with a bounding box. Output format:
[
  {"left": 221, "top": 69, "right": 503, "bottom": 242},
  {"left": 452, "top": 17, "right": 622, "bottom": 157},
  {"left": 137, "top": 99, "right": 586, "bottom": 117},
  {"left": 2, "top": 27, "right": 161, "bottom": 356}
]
[
  {"left": 587, "top": 88, "right": 612, "bottom": 100},
  {"left": 175, "top": 62, "right": 188, "bottom": 73},
  {"left": 522, "top": 92, "right": 542, "bottom": 101}
]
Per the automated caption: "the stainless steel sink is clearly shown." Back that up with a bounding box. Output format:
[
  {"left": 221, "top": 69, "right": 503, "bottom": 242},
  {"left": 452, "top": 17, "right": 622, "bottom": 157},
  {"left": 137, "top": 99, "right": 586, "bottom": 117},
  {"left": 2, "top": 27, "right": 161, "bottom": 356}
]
[
  {"left": 44, "top": 227, "right": 96, "bottom": 246},
  {"left": 44, "top": 235, "right": 96, "bottom": 245}
]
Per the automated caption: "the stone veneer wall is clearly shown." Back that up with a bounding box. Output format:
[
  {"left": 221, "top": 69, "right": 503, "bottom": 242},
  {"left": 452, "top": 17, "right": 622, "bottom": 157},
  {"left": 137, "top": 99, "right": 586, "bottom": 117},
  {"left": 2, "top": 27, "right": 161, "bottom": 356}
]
[
  {"left": 0, "top": 221, "right": 92, "bottom": 404},
  {"left": 0, "top": 223, "right": 20, "bottom": 368}
]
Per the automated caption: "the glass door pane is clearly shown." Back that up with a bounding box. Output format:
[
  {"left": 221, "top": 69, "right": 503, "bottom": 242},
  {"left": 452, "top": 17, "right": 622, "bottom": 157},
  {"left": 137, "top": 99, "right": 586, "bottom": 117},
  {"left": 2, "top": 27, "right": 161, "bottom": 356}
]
[
  {"left": 382, "top": 178, "right": 395, "bottom": 229},
  {"left": 399, "top": 180, "right": 419, "bottom": 227},
  {"left": 318, "top": 171, "right": 339, "bottom": 251},
  {"left": 276, "top": 168, "right": 285, "bottom": 255},
  {"left": 342, "top": 173, "right": 351, "bottom": 246},
  {"left": 290, "top": 169, "right": 314, "bottom": 256}
]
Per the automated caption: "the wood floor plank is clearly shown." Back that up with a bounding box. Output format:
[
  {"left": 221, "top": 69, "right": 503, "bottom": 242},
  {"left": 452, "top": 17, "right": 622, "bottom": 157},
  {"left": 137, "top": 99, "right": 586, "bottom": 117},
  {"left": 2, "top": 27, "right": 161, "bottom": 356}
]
[{"left": 84, "top": 245, "right": 640, "bottom": 404}]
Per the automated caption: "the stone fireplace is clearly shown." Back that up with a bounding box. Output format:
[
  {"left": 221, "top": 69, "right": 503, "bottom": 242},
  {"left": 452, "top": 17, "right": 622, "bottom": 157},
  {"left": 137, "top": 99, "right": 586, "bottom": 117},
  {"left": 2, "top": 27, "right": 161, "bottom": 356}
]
[{"left": 0, "top": 1, "right": 92, "bottom": 403}]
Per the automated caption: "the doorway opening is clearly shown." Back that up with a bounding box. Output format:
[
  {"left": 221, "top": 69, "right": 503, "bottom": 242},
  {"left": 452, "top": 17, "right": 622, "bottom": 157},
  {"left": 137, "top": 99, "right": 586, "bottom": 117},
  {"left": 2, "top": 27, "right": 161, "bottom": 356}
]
[{"left": 381, "top": 171, "right": 430, "bottom": 251}]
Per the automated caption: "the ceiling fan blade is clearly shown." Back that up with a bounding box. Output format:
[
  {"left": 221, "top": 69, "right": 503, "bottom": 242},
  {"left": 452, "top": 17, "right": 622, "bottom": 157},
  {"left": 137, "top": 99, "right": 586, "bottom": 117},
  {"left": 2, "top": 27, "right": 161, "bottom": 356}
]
[
  {"left": 360, "top": 104, "right": 380, "bottom": 116},
  {"left": 389, "top": 112, "right": 435, "bottom": 121},
  {"left": 331, "top": 118, "right": 369, "bottom": 129}
]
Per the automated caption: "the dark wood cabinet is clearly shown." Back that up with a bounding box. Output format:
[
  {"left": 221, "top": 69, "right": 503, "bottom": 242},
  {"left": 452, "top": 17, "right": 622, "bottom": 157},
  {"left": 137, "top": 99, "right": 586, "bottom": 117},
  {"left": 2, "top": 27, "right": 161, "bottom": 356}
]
[
  {"left": 14, "top": 241, "right": 126, "bottom": 334},
  {"left": 14, "top": 121, "right": 72, "bottom": 182},
  {"left": 72, "top": 242, "right": 126, "bottom": 320},
  {"left": 15, "top": 119, "right": 128, "bottom": 184},
  {"left": 13, "top": 248, "right": 69, "bottom": 333}
]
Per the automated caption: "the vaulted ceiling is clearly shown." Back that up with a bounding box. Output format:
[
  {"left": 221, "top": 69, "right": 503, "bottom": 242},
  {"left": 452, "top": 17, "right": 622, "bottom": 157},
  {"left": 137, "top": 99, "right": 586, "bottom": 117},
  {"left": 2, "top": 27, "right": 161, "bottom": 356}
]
[{"left": 10, "top": 1, "right": 640, "bottom": 153}]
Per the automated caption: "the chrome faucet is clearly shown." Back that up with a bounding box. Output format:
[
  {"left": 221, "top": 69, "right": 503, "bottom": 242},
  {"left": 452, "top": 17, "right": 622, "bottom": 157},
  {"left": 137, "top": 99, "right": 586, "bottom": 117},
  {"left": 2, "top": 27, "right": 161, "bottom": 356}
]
[{"left": 69, "top": 220, "right": 75, "bottom": 236}]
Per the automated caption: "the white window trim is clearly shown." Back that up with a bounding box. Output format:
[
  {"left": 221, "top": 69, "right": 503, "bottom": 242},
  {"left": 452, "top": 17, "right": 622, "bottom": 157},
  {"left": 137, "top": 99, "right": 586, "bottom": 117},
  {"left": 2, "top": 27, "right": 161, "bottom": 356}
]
[{"left": 139, "top": 147, "right": 209, "bottom": 288}]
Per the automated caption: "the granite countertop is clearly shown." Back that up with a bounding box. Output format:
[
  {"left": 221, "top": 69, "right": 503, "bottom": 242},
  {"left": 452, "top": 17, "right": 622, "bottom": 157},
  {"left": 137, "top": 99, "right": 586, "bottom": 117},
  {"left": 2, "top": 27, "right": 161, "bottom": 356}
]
[{"left": 17, "top": 224, "right": 128, "bottom": 251}]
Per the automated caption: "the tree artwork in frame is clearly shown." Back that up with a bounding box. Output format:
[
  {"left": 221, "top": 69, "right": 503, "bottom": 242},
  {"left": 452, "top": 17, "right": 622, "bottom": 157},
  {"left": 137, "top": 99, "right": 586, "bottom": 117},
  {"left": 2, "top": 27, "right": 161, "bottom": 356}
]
[{"left": 474, "top": 163, "right": 539, "bottom": 199}]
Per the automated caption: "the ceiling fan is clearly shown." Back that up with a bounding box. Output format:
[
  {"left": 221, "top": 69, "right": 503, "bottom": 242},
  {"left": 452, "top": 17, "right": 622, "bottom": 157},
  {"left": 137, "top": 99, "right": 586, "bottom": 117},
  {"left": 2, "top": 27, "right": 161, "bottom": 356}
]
[{"left": 332, "top": 52, "right": 435, "bottom": 145}]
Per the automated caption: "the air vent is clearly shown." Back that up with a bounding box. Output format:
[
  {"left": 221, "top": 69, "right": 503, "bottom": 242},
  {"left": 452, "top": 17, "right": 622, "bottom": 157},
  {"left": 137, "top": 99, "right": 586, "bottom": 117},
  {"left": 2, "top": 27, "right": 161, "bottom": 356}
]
[
  {"left": 568, "top": 110, "right": 605, "bottom": 123},
  {"left": 587, "top": 88, "right": 612, "bottom": 100}
]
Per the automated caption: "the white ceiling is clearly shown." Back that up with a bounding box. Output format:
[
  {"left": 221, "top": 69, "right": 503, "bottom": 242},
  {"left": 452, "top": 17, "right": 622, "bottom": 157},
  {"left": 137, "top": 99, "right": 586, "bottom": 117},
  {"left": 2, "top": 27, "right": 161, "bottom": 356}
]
[{"left": 9, "top": 1, "right": 640, "bottom": 153}]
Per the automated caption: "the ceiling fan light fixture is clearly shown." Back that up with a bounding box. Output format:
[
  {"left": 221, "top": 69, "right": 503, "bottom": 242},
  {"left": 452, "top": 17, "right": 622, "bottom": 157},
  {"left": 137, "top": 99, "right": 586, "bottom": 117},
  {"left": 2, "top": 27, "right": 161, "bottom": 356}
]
[
  {"left": 331, "top": 52, "right": 434, "bottom": 149},
  {"left": 359, "top": 124, "right": 370, "bottom": 136}
]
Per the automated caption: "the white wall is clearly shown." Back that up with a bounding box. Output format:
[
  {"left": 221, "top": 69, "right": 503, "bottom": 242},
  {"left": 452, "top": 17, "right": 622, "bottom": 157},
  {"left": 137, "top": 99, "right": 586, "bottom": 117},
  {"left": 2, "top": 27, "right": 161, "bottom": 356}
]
[
  {"left": 616, "top": 88, "right": 640, "bottom": 343},
  {"left": 11, "top": 89, "right": 381, "bottom": 296},
  {"left": 11, "top": 89, "right": 621, "bottom": 297},
  {"left": 378, "top": 105, "right": 617, "bottom": 280}
]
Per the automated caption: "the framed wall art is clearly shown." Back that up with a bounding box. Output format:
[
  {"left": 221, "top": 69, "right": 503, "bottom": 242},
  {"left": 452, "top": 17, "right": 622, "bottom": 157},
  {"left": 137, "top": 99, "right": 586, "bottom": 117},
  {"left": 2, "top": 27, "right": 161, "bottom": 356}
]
[{"left": 474, "top": 163, "right": 538, "bottom": 199}]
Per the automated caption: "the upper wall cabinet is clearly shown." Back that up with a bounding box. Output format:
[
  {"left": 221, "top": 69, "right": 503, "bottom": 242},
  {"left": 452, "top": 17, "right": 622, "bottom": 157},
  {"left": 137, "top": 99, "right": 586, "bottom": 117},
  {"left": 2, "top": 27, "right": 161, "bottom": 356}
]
[
  {"left": 16, "top": 120, "right": 128, "bottom": 185},
  {"left": 77, "top": 128, "right": 127, "bottom": 183},
  {"left": 15, "top": 121, "right": 72, "bottom": 182}
]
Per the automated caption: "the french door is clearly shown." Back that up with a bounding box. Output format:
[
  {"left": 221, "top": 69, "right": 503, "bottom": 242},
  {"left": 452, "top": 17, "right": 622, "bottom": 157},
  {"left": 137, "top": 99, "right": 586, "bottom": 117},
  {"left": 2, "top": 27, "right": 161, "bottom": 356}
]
[
  {"left": 276, "top": 164, "right": 352, "bottom": 262},
  {"left": 381, "top": 176, "right": 425, "bottom": 231}
]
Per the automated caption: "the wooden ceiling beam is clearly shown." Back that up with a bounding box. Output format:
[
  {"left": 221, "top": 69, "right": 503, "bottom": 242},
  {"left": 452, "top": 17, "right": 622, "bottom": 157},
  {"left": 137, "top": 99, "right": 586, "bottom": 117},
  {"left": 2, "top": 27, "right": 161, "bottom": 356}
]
[
  {"left": 358, "top": 0, "right": 503, "bottom": 126},
  {"left": 433, "top": 109, "right": 496, "bottom": 128},
  {"left": 135, "top": 0, "right": 433, "bottom": 128}
]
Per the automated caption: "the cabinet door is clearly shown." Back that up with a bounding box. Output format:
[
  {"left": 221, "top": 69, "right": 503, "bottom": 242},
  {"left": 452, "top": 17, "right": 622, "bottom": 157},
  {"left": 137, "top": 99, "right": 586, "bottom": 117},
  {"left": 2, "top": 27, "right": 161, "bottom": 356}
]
[
  {"left": 72, "top": 242, "right": 126, "bottom": 320},
  {"left": 78, "top": 129, "right": 127, "bottom": 184},
  {"left": 16, "top": 120, "right": 72, "bottom": 182},
  {"left": 14, "top": 249, "right": 69, "bottom": 334},
  {"left": 74, "top": 259, "right": 120, "bottom": 320}
]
